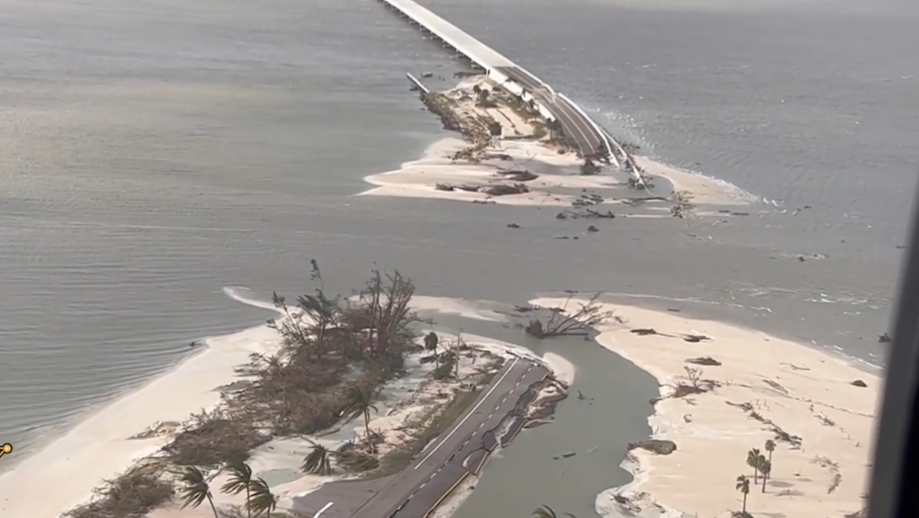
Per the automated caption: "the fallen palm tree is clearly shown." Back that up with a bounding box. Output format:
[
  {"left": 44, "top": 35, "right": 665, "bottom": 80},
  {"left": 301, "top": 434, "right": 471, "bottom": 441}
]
[{"left": 525, "top": 293, "right": 614, "bottom": 338}]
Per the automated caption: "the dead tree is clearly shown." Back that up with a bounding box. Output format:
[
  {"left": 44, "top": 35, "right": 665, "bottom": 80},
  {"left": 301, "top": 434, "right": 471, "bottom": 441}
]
[
  {"left": 683, "top": 366, "right": 702, "bottom": 388},
  {"left": 525, "top": 293, "right": 614, "bottom": 338}
]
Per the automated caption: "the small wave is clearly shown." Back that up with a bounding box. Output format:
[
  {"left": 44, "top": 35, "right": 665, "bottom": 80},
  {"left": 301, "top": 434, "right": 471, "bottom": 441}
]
[
  {"left": 222, "top": 286, "right": 280, "bottom": 312},
  {"left": 811, "top": 339, "right": 885, "bottom": 371},
  {"left": 594, "top": 108, "right": 762, "bottom": 204}
]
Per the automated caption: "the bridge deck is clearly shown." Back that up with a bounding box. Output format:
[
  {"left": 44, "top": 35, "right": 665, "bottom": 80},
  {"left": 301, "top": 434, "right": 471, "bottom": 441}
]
[
  {"left": 494, "top": 66, "right": 607, "bottom": 159},
  {"left": 380, "top": 0, "right": 612, "bottom": 161},
  {"left": 382, "top": 0, "right": 514, "bottom": 69}
]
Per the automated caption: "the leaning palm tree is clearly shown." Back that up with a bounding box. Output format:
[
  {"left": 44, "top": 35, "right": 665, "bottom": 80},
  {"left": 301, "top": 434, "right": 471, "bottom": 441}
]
[
  {"left": 533, "top": 505, "right": 577, "bottom": 518},
  {"left": 176, "top": 466, "right": 219, "bottom": 518},
  {"left": 247, "top": 477, "right": 278, "bottom": 517},
  {"left": 302, "top": 439, "right": 334, "bottom": 475},
  {"left": 342, "top": 383, "right": 379, "bottom": 453},
  {"left": 735, "top": 475, "right": 751, "bottom": 515},
  {"left": 746, "top": 448, "right": 762, "bottom": 483},
  {"left": 533, "top": 505, "right": 559, "bottom": 518},
  {"left": 221, "top": 460, "right": 254, "bottom": 518}
]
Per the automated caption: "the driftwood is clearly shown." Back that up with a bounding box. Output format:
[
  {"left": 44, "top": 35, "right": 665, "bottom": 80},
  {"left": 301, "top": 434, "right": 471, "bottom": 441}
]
[
  {"left": 497, "top": 169, "right": 539, "bottom": 182},
  {"left": 435, "top": 183, "right": 529, "bottom": 196},
  {"left": 525, "top": 293, "right": 613, "bottom": 338},
  {"left": 558, "top": 208, "right": 616, "bottom": 220},
  {"left": 686, "top": 356, "right": 722, "bottom": 366}
]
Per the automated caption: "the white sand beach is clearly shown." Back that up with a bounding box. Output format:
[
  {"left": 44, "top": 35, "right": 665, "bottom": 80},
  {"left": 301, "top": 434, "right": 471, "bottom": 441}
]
[
  {"left": 532, "top": 296, "right": 878, "bottom": 518},
  {"left": 147, "top": 334, "right": 528, "bottom": 518},
  {"left": 359, "top": 75, "right": 750, "bottom": 210},
  {"left": 0, "top": 315, "right": 284, "bottom": 518},
  {"left": 0, "top": 290, "right": 559, "bottom": 518}
]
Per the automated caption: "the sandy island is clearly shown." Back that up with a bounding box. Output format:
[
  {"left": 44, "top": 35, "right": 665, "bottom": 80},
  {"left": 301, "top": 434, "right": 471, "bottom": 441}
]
[
  {"left": 360, "top": 75, "right": 754, "bottom": 217},
  {"left": 530, "top": 295, "right": 877, "bottom": 518},
  {"left": 0, "top": 285, "right": 572, "bottom": 518},
  {"left": 0, "top": 287, "right": 879, "bottom": 518}
]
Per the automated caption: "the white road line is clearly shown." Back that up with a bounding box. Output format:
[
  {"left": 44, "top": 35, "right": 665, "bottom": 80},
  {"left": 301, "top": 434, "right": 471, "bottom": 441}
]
[
  {"left": 314, "top": 502, "right": 334, "bottom": 518},
  {"left": 413, "top": 358, "right": 520, "bottom": 469}
]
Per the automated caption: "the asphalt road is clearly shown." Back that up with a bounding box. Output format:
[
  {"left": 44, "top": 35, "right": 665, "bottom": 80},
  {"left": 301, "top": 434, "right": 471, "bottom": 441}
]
[
  {"left": 494, "top": 65, "right": 608, "bottom": 160},
  {"left": 293, "top": 357, "right": 549, "bottom": 518}
]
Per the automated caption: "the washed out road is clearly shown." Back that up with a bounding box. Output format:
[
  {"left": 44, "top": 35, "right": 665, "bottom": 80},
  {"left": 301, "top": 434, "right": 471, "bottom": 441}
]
[{"left": 292, "top": 357, "right": 549, "bottom": 518}]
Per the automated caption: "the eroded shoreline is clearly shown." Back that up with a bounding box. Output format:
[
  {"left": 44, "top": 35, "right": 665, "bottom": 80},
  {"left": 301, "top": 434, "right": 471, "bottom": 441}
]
[{"left": 360, "top": 75, "right": 756, "bottom": 218}]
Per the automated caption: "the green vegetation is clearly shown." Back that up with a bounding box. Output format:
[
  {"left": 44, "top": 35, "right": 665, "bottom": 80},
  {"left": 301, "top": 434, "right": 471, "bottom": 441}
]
[
  {"left": 61, "top": 462, "right": 174, "bottom": 518},
  {"left": 368, "top": 354, "right": 504, "bottom": 480},
  {"left": 732, "top": 438, "right": 779, "bottom": 517},
  {"left": 735, "top": 475, "right": 751, "bottom": 517},
  {"left": 176, "top": 462, "right": 277, "bottom": 518},
  {"left": 533, "top": 504, "right": 577, "bottom": 518},
  {"left": 177, "top": 466, "right": 220, "bottom": 518},
  {"left": 221, "top": 460, "right": 255, "bottom": 518},
  {"left": 302, "top": 439, "right": 334, "bottom": 476},
  {"left": 62, "top": 262, "right": 437, "bottom": 518}
]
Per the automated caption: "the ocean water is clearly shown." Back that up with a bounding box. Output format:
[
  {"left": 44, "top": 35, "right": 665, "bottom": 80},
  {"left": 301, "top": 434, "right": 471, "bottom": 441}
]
[{"left": 1, "top": 0, "right": 916, "bottom": 515}]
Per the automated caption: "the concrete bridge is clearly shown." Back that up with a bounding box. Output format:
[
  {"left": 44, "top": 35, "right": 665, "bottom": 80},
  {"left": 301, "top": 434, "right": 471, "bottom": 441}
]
[{"left": 378, "top": 0, "right": 630, "bottom": 167}]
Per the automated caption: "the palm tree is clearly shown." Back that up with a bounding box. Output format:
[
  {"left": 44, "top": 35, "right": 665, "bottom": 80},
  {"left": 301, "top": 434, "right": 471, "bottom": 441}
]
[
  {"left": 765, "top": 439, "right": 776, "bottom": 465},
  {"left": 343, "top": 382, "right": 379, "bottom": 453},
  {"left": 424, "top": 331, "right": 439, "bottom": 367},
  {"left": 735, "top": 475, "right": 751, "bottom": 515},
  {"left": 533, "top": 505, "right": 558, "bottom": 518},
  {"left": 302, "top": 439, "right": 334, "bottom": 475},
  {"left": 533, "top": 505, "right": 577, "bottom": 518},
  {"left": 746, "top": 448, "right": 762, "bottom": 483},
  {"left": 247, "top": 477, "right": 278, "bottom": 517},
  {"left": 221, "top": 460, "right": 254, "bottom": 518},
  {"left": 760, "top": 458, "right": 772, "bottom": 493},
  {"left": 176, "top": 466, "right": 219, "bottom": 518}
]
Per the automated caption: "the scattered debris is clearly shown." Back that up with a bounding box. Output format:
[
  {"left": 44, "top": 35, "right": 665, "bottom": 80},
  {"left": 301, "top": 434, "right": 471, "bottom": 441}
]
[
  {"left": 434, "top": 182, "right": 529, "bottom": 196},
  {"left": 682, "top": 333, "right": 711, "bottom": 343},
  {"left": 525, "top": 293, "right": 614, "bottom": 338},
  {"left": 851, "top": 379, "right": 868, "bottom": 388},
  {"left": 497, "top": 169, "right": 539, "bottom": 182},
  {"left": 628, "top": 439, "right": 677, "bottom": 455},
  {"left": 762, "top": 379, "right": 788, "bottom": 394},
  {"left": 878, "top": 333, "right": 891, "bottom": 343},
  {"left": 685, "top": 357, "right": 722, "bottom": 366},
  {"left": 507, "top": 223, "right": 520, "bottom": 229}
]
